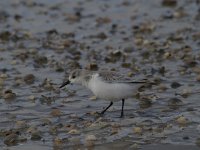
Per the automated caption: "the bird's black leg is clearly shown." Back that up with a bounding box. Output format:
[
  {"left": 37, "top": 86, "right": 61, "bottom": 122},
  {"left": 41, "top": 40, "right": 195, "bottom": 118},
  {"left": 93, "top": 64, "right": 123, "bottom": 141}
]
[
  {"left": 100, "top": 101, "right": 113, "bottom": 115},
  {"left": 120, "top": 99, "right": 125, "bottom": 118}
]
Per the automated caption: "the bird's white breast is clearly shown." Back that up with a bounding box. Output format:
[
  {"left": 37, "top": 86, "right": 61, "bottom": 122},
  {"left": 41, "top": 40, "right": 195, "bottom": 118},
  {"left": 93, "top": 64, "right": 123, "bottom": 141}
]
[{"left": 87, "top": 74, "right": 135, "bottom": 101}]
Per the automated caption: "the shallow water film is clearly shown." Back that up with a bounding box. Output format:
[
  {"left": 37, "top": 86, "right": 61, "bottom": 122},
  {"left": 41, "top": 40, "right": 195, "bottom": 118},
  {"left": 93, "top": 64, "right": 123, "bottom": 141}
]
[{"left": 1, "top": 0, "right": 200, "bottom": 149}]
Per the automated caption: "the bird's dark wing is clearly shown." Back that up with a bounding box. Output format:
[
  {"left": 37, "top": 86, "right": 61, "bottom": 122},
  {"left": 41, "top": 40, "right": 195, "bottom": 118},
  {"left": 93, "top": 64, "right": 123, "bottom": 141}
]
[{"left": 98, "top": 71, "right": 146, "bottom": 84}]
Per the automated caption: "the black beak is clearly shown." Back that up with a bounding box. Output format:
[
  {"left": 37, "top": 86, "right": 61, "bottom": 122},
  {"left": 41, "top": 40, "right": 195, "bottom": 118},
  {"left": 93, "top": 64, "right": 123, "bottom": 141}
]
[{"left": 60, "top": 80, "right": 70, "bottom": 88}]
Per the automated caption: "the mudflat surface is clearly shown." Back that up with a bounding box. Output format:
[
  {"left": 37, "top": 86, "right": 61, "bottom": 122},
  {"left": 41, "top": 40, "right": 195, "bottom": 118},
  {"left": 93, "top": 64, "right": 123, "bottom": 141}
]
[{"left": 1, "top": 0, "right": 200, "bottom": 149}]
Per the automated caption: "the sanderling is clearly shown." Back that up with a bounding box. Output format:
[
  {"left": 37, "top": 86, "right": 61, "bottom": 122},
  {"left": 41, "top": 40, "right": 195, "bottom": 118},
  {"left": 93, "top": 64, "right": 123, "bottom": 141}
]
[{"left": 60, "top": 69, "right": 146, "bottom": 117}]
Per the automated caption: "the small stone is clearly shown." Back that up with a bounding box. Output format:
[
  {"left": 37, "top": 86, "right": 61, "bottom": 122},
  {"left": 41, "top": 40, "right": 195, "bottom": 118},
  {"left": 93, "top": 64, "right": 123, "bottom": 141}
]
[
  {"left": 85, "top": 135, "right": 97, "bottom": 147},
  {"left": 65, "top": 14, "right": 80, "bottom": 22},
  {"left": 130, "top": 143, "right": 140, "bottom": 149},
  {"left": 179, "top": 89, "right": 191, "bottom": 98},
  {"left": 96, "top": 17, "right": 111, "bottom": 24},
  {"left": 174, "top": 8, "right": 187, "bottom": 18},
  {"left": 28, "top": 95, "right": 35, "bottom": 100},
  {"left": 110, "top": 50, "right": 122, "bottom": 57},
  {"left": 4, "top": 90, "right": 16, "bottom": 100},
  {"left": 63, "top": 40, "right": 73, "bottom": 48},
  {"left": 69, "top": 137, "right": 81, "bottom": 145},
  {"left": 124, "top": 47, "right": 134, "bottom": 53},
  {"left": 134, "top": 38, "right": 143, "bottom": 45},
  {"left": 10, "top": 60, "right": 17, "bottom": 65},
  {"left": 183, "top": 136, "right": 189, "bottom": 140},
  {"left": 54, "top": 137, "right": 63, "bottom": 146},
  {"left": 15, "top": 78, "right": 23, "bottom": 86},
  {"left": 158, "top": 84, "right": 168, "bottom": 92},
  {"left": 187, "top": 107, "right": 195, "bottom": 111},
  {"left": 163, "top": 11, "right": 174, "bottom": 19},
  {"left": 85, "top": 135, "right": 97, "bottom": 141},
  {"left": 168, "top": 98, "right": 182, "bottom": 109},
  {"left": 89, "top": 95, "right": 97, "bottom": 100},
  {"left": 143, "top": 40, "right": 150, "bottom": 45},
  {"left": 162, "top": 0, "right": 177, "bottom": 7},
  {"left": 27, "top": 126, "right": 38, "bottom": 134},
  {"left": 185, "top": 60, "right": 198, "bottom": 68},
  {"left": 0, "top": 78, "right": 4, "bottom": 86},
  {"left": 176, "top": 116, "right": 187, "bottom": 125},
  {"left": 0, "top": 73, "right": 8, "bottom": 79},
  {"left": 163, "top": 52, "right": 171, "bottom": 59},
  {"left": 0, "top": 31, "right": 11, "bottom": 41},
  {"left": 68, "top": 129, "right": 80, "bottom": 135},
  {"left": 159, "top": 66, "right": 166, "bottom": 76},
  {"left": 49, "top": 126, "right": 57, "bottom": 135},
  {"left": 31, "top": 131, "right": 42, "bottom": 141},
  {"left": 86, "top": 63, "right": 98, "bottom": 71},
  {"left": 171, "top": 82, "right": 182, "bottom": 89},
  {"left": 4, "top": 133, "right": 19, "bottom": 146},
  {"left": 196, "top": 138, "right": 200, "bottom": 147},
  {"left": 121, "top": 63, "right": 131, "bottom": 68},
  {"left": 50, "top": 109, "right": 62, "bottom": 117},
  {"left": 16, "top": 120, "right": 27, "bottom": 128},
  {"left": 127, "top": 72, "right": 134, "bottom": 77},
  {"left": 42, "top": 78, "right": 54, "bottom": 91},
  {"left": 111, "top": 124, "right": 120, "bottom": 135},
  {"left": 95, "top": 32, "right": 107, "bottom": 40},
  {"left": 193, "top": 67, "right": 200, "bottom": 74},
  {"left": 196, "top": 75, "right": 200, "bottom": 82},
  {"left": 139, "top": 97, "right": 152, "bottom": 109},
  {"left": 41, "top": 118, "right": 52, "bottom": 125},
  {"left": 133, "top": 127, "right": 142, "bottom": 134},
  {"left": 24, "top": 74, "right": 35, "bottom": 84},
  {"left": 34, "top": 56, "right": 48, "bottom": 66},
  {"left": 18, "top": 137, "right": 27, "bottom": 143}
]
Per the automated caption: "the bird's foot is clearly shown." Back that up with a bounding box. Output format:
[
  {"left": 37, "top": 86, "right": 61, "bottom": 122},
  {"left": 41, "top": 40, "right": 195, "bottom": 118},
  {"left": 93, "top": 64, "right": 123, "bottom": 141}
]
[{"left": 120, "top": 112, "right": 124, "bottom": 118}]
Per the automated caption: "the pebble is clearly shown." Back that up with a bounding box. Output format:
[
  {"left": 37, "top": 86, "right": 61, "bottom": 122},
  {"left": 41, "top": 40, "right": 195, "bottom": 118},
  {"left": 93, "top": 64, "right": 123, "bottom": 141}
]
[
  {"left": 171, "top": 82, "right": 182, "bottom": 89},
  {"left": 27, "top": 126, "right": 38, "bottom": 134},
  {"left": 168, "top": 98, "right": 182, "bottom": 109},
  {"left": 111, "top": 124, "right": 120, "bottom": 135},
  {"left": 0, "top": 73, "right": 8, "bottom": 79},
  {"left": 85, "top": 134, "right": 97, "bottom": 141},
  {"left": 54, "top": 137, "right": 63, "bottom": 146},
  {"left": 69, "top": 137, "right": 81, "bottom": 145},
  {"left": 196, "top": 138, "right": 200, "bottom": 147},
  {"left": 133, "top": 127, "right": 142, "bottom": 134},
  {"left": 85, "top": 134, "right": 97, "bottom": 147},
  {"left": 85, "top": 63, "right": 98, "bottom": 71},
  {"left": 41, "top": 118, "right": 52, "bottom": 125},
  {"left": 50, "top": 109, "right": 62, "bottom": 117},
  {"left": 176, "top": 116, "right": 187, "bottom": 125},
  {"left": 31, "top": 131, "right": 42, "bottom": 141},
  {"left": 15, "top": 120, "right": 28, "bottom": 128},
  {"left": 130, "top": 143, "right": 140, "bottom": 149},
  {"left": 157, "top": 84, "right": 168, "bottom": 92},
  {"left": 89, "top": 95, "right": 97, "bottom": 100},
  {"left": 0, "top": 78, "right": 4, "bottom": 86},
  {"left": 196, "top": 75, "right": 200, "bottom": 82},
  {"left": 4, "top": 133, "right": 19, "bottom": 146},
  {"left": 28, "top": 95, "right": 35, "bottom": 100},
  {"left": 163, "top": 52, "right": 171, "bottom": 59},
  {"left": 3, "top": 90, "right": 16, "bottom": 100},
  {"left": 68, "top": 129, "right": 80, "bottom": 135},
  {"left": 24, "top": 74, "right": 35, "bottom": 84},
  {"left": 162, "top": 0, "right": 177, "bottom": 7}
]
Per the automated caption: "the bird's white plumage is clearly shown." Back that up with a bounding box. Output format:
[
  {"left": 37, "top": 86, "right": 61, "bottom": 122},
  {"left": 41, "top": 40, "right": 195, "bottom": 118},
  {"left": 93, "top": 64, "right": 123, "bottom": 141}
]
[
  {"left": 87, "top": 73, "right": 138, "bottom": 101},
  {"left": 61, "top": 69, "right": 146, "bottom": 117},
  {"left": 67, "top": 69, "right": 144, "bottom": 101}
]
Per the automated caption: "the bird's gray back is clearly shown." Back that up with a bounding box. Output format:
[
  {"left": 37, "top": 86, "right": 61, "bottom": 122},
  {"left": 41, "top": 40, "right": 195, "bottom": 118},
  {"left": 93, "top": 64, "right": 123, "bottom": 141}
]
[{"left": 97, "top": 71, "right": 145, "bottom": 84}]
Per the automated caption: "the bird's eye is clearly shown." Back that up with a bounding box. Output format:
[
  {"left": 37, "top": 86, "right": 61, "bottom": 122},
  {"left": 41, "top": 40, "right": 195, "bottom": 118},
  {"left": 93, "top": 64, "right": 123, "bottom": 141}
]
[{"left": 72, "top": 75, "right": 76, "bottom": 79}]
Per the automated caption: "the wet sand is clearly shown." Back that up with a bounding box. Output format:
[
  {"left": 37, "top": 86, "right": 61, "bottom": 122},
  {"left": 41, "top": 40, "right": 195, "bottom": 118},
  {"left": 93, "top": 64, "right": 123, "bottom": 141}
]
[{"left": 1, "top": 0, "right": 200, "bottom": 149}]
